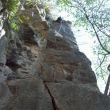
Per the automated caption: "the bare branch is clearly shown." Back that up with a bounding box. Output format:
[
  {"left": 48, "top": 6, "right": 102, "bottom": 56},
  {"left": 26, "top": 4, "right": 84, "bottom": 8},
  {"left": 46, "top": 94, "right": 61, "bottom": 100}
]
[
  {"left": 95, "top": 54, "right": 106, "bottom": 71},
  {"left": 83, "top": 9, "right": 110, "bottom": 54},
  {"left": 95, "top": 23, "right": 110, "bottom": 38}
]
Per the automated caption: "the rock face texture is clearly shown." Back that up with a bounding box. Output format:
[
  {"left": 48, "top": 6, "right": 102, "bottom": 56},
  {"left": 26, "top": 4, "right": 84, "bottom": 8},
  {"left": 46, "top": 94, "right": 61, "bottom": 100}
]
[{"left": 0, "top": 4, "right": 110, "bottom": 110}]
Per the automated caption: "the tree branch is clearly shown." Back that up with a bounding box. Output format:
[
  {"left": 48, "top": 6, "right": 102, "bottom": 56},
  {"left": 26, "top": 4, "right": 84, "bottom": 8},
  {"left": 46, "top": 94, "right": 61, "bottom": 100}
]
[
  {"left": 83, "top": 8, "right": 110, "bottom": 54},
  {"left": 95, "top": 54, "right": 106, "bottom": 71},
  {"left": 94, "top": 23, "right": 110, "bottom": 38}
]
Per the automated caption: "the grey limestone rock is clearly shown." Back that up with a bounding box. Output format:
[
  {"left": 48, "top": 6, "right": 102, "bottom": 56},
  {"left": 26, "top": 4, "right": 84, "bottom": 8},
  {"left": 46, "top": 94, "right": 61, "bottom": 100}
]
[
  {"left": 0, "top": 36, "right": 7, "bottom": 65},
  {"left": 0, "top": 5, "right": 110, "bottom": 110},
  {"left": 2, "top": 77, "right": 54, "bottom": 110},
  {"left": 46, "top": 82, "right": 110, "bottom": 110},
  {"left": 51, "top": 20, "right": 78, "bottom": 49}
]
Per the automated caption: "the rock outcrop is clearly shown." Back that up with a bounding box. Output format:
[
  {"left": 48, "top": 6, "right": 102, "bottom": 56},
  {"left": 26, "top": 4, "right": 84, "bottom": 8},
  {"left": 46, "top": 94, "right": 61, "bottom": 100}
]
[{"left": 0, "top": 3, "right": 110, "bottom": 110}]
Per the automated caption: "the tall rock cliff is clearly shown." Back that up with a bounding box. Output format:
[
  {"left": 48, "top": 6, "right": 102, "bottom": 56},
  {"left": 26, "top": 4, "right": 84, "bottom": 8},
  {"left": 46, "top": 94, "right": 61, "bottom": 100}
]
[{"left": 0, "top": 4, "right": 110, "bottom": 110}]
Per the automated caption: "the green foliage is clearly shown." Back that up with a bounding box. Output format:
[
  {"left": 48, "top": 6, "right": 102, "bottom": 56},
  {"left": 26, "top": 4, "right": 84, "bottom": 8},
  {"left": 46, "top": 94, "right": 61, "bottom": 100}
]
[
  {"left": 8, "top": 15, "right": 20, "bottom": 31},
  {"left": 10, "top": 22, "right": 19, "bottom": 31},
  {"left": 19, "top": 14, "right": 32, "bottom": 23},
  {"left": 85, "top": 0, "right": 96, "bottom": 5},
  {"left": 74, "top": 9, "right": 88, "bottom": 27},
  {"left": 24, "top": 0, "right": 34, "bottom": 8},
  {"left": 8, "top": 14, "right": 20, "bottom": 31},
  {"left": 7, "top": 0, "right": 19, "bottom": 12},
  {"left": 7, "top": 0, "right": 19, "bottom": 31},
  {"left": 56, "top": 0, "right": 71, "bottom": 6}
]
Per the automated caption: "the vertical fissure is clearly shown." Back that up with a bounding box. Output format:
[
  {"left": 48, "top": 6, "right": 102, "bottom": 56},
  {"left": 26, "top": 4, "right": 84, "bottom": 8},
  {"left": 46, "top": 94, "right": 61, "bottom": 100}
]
[{"left": 43, "top": 81, "right": 60, "bottom": 110}]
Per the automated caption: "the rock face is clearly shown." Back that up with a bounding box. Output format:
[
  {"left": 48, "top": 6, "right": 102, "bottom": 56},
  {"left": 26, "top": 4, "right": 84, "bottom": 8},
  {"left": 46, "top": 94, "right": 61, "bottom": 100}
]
[
  {"left": 0, "top": 4, "right": 110, "bottom": 110},
  {"left": 47, "top": 82, "right": 110, "bottom": 110}
]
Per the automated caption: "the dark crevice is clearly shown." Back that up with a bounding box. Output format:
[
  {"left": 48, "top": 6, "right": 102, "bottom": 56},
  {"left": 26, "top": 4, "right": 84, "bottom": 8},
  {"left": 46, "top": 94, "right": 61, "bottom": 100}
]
[{"left": 43, "top": 81, "right": 60, "bottom": 110}]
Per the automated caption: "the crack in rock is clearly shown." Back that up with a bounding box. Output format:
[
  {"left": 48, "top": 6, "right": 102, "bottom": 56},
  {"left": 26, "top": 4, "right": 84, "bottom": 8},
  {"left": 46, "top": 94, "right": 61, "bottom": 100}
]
[{"left": 43, "top": 81, "right": 60, "bottom": 110}]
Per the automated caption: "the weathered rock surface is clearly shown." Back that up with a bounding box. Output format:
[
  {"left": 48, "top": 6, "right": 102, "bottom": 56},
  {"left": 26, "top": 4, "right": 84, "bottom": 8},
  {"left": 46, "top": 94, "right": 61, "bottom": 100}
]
[
  {"left": 0, "top": 3, "right": 110, "bottom": 110},
  {"left": 2, "top": 77, "right": 54, "bottom": 110},
  {"left": 46, "top": 82, "right": 110, "bottom": 110}
]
